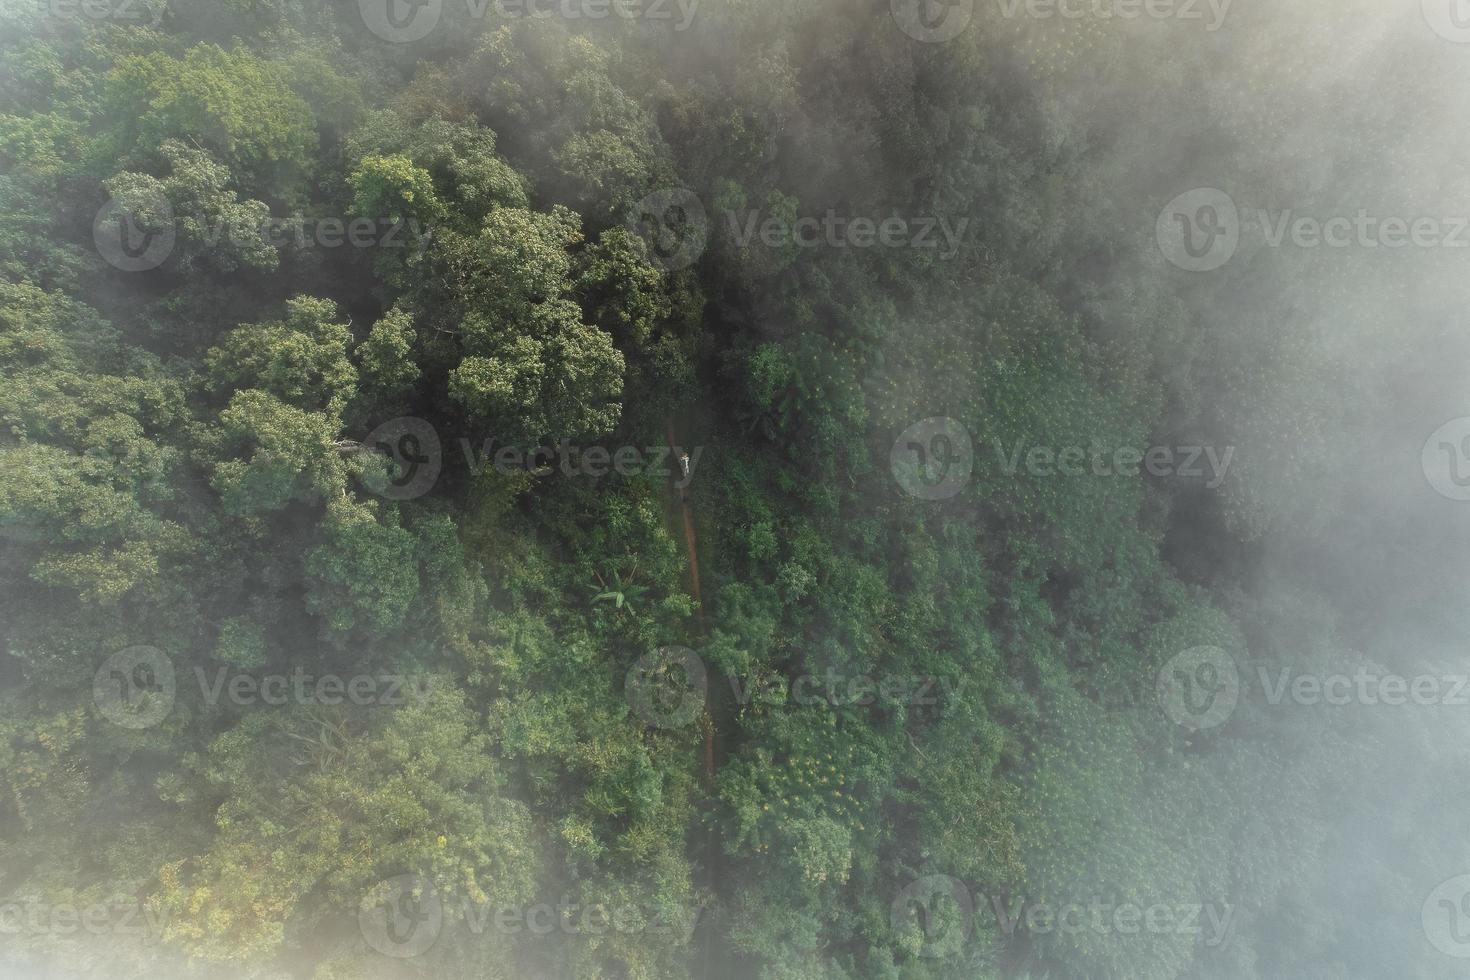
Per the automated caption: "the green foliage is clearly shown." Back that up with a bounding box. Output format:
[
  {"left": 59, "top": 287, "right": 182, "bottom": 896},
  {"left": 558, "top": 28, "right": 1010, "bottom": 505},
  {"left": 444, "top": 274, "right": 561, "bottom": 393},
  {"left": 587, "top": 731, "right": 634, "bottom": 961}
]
[
  {"left": 101, "top": 44, "right": 317, "bottom": 194},
  {"left": 0, "top": 7, "right": 1456, "bottom": 980},
  {"left": 153, "top": 684, "right": 535, "bottom": 963},
  {"left": 106, "top": 138, "right": 280, "bottom": 274}
]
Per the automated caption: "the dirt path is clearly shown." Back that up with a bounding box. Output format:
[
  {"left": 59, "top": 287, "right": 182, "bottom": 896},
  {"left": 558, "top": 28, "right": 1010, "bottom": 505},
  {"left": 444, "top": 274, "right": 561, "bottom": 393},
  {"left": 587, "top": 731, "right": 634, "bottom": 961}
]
[
  {"left": 664, "top": 418, "right": 712, "bottom": 777},
  {"left": 662, "top": 417, "right": 721, "bottom": 979}
]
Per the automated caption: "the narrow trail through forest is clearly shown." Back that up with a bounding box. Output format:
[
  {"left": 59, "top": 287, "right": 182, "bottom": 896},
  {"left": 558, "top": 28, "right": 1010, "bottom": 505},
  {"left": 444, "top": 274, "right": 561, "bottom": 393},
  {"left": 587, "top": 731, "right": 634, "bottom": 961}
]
[{"left": 662, "top": 417, "right": 721, "bottom": 980}]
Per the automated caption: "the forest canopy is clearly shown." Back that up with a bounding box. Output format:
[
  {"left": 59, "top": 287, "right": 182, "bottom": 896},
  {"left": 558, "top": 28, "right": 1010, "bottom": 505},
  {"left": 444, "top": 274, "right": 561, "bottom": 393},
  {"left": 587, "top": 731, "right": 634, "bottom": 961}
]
[{"left": 1, "top": 1, "right": 1468, "bottom": 978}]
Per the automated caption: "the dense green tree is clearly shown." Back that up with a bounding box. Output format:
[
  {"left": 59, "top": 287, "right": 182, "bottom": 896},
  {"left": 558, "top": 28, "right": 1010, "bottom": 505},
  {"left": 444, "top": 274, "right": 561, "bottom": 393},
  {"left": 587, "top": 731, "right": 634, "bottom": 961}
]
[{"left": 1, "top": 5, "right": 1465, "bottom": 980}]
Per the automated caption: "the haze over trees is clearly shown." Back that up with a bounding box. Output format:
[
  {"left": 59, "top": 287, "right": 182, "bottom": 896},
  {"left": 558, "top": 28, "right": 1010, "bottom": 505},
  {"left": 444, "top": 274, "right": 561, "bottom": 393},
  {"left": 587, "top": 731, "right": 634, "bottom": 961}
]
[{"left": 1, "top": 1, "right": 1467, "bottom": 978}]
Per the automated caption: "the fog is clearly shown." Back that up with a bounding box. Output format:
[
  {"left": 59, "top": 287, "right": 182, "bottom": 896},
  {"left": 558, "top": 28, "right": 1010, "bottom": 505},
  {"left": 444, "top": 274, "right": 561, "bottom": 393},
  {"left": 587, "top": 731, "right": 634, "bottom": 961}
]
[{"left": 2, "top": 0, "right": 1470, "bottom": 977}]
